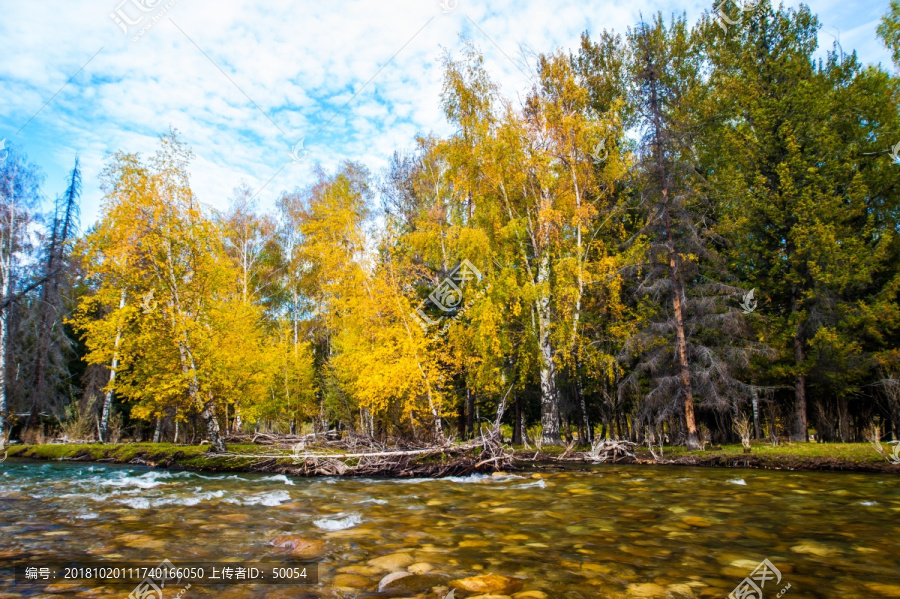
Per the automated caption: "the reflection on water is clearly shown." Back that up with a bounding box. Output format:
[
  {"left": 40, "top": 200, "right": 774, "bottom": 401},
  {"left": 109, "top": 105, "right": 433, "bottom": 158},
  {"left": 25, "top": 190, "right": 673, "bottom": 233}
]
[{"left": 0, "top": 459, "right": 898, "bottom": 598}]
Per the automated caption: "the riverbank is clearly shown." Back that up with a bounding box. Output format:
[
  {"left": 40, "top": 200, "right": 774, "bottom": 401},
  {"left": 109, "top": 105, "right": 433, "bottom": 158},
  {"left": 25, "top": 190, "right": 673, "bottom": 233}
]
[{"left": 5, "top": 441, "right": 899, "bottom": 475}]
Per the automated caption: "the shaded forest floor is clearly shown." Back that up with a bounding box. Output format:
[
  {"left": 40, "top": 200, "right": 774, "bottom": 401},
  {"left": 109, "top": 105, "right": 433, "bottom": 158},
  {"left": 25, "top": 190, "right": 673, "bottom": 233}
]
[{"left": 5, "top": 440, "right": 899, "bottom": 475}]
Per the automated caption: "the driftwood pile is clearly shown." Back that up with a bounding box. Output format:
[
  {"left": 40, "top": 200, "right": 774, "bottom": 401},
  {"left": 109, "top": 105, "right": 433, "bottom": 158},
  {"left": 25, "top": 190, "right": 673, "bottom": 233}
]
[
  {"left": 218, "top": 426, "right": 516, "bottom": 478},
  {"left": 217, "top": 387, "right": 640, "bottom": 476},
  {"left": 218, "top": 385, "right": 520, "bottom": 477}
]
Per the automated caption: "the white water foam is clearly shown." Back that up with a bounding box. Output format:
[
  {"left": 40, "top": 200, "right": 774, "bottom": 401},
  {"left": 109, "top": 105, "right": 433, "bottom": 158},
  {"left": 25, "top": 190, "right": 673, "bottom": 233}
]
[
  {"left": 314, "top": 513, "right": 362, "bottom": 531},
  {"left": 515, "top": 479, "right": 547, "bottom": 489},
  {"left": 61, "top": 492, "right": 122, "bottom": 503},
  {"left": 155, "top": 490, "right": 227, "bottom": 507},
  {"left": 118, "top": 497, "right": 151, "bottom": 509},
  {"left": 225, "top": 490, "right": 292, "bottom": 507},
  {"left": 727, "top": 479, "right": 747, "bottom": 486},
  {"left": 259, "top": 474, "right": 295, "bottom": 486},
  {"left": 100, "top": 471, "right": 168, "bottom": 489}
]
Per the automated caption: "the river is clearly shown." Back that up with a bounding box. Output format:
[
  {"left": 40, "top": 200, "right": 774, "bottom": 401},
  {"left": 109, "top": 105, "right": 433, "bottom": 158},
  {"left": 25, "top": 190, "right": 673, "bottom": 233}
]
[{"left": 0, "top": 459, "right": 898, "bottom": 598}]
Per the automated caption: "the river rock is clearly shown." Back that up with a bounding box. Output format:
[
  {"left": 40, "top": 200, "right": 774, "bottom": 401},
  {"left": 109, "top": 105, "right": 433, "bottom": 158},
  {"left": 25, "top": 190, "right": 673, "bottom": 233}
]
[
  {"left": 337, "top": 565, "right": 382, "bottom": 576},
  {"left": 459, "top": 540, "right": 491, "bottom": 548},
  {"left": 263, "top": 590, "right": 319, "bottom": 599},
  {"left": 582, "top": 563, "right": 613, "bottom": 574},
  {"left": 790, "top": 541, "right": 837, "bottom": 557},
  {"left": 218, "top": 513, "right": 249, "bottom": 523},
  {"left": 333, "top": 573, "right": 370, "bottom": 588},
  {"left": 491, "top": 507, "right": 516, "bottom": 514},
  {"left": 408, "top": 562, "right": 434, "bottom": 574},
  {"left": 42, "top": 583, "right": 81, "bottom": 593},
  {"left": 450, "top": 575, "right": 524, "bottom": 594},
  {"left": 666, "top": 583, "right": 696, "bottom": 598},
  {"left": 864, "top": 582, "right": 900, "bottom": 597},
  {"left": 77, "top": 586, "right": 115, "bottom": 597},
  {"left": 681, "top": 517, "right": 713, "bottom": 528},
  {"left": 368, "top": 552, "right": 415, "bottom": 571},
  {"left": 513, "top": 591, "right": 549, "bottom": 599},
  {"left": 378, "top": 571, "right": 413, "bottom": 591},
  {"left": 729, "top": 559, "right": 761, "bottom": 570},
  {"left": 377, "top": 573, "right": 446, "bottom": 595},
  {"left": 627, "top": 583, "right": 667, "bottom": 597},
  {"left": 269, "top": 535, "right": 327, "bottom": 559}
]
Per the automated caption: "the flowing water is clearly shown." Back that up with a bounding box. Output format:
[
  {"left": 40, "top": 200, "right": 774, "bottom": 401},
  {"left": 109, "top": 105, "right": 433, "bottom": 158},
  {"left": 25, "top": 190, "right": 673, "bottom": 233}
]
[{"left": 0, "top": 459, "right": 898, "bottom": 598}]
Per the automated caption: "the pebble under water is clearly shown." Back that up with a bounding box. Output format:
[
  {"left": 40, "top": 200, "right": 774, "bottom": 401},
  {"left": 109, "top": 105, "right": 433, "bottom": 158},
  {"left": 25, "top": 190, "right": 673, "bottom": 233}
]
[{"left": 0, "top": 459, "right": 898, "bottom": 598}]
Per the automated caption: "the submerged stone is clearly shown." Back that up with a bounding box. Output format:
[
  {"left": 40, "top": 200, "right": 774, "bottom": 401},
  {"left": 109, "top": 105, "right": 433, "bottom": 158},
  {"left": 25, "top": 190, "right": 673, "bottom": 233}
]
[
  {"left": 337, "top": 565, "right": 382, "bottom": 576},
  {"left": 681, "top": 517, "right": 713, "bottom": 528},
  {"left": 332, "top": 573, "right": 371, "bottom": 588},
  {"left": 378, "top": 573, "right": 446, "bottom": 595},
  {"left": 450, "top": 574, "right": 524, "bottom": 594},
  {"left": 790, "top": 541, "right": 838, "bottom": 557},
  {"left": 666, "top": 583, "right": 696, "bottom": 598},
  {"left": 408, "top": 562, "right": 434, "bottom": 574},
  {"left": 269, "top": 535, "right": 327, "bottom": 559},
  {"left": 378, "top": 571, "right": 413, "bottom": 591},
  {"left": 626, "top": 582, "right": 667, "bottom": 597},
  {"left": 368, "top": 552, "right": 415, "bottom": 571}
]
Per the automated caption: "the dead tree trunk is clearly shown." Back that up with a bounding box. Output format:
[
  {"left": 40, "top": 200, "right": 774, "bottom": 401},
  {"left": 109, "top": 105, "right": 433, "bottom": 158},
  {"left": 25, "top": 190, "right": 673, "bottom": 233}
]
[
  {"left": 513, "top": 393, "right": 523, "bottom": 445},
  {"left": 466, "top": 387, "right": 475, "bottom": 439},
  {"left": 791, "top": 289, "right": 808, "bottom": 442},
  {"left": 0, "top": 201, "right": 15, "bottom": 441}
]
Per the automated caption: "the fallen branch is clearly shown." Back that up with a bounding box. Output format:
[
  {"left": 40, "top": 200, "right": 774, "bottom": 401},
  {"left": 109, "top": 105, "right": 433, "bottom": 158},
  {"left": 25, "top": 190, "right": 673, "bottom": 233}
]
[{"left": 219, "top": 446, "right": 458, "bottom": 461}]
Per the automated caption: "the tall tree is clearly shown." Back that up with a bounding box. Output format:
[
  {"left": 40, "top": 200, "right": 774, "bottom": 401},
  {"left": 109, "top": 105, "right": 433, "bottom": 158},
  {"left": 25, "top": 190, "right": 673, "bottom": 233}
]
[
  {"left": 625, "top": 16, "right": 704, "bottom": 449},
  {"left": 28, "top": 157, "right": 81, "bottom": 431},
  {"left": 0, "top": 144, "right": 43, "bottom": 440},
  {"left": 701, "top": 0, "right": 900, "bottom": 441},
  {"left": 878, "top": 0, "right": 900, "bottom": 68}
]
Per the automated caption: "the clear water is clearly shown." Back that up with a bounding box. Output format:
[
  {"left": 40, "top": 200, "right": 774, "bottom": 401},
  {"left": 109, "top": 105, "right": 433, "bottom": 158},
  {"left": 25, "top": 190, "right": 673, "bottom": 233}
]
[{"left": 0, "top": 459, "right": 898, "bottom": 598}]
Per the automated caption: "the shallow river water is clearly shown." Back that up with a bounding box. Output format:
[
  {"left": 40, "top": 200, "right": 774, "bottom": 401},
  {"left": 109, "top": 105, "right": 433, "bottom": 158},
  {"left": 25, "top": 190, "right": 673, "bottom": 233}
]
[{"left": 0, "top": 459, "right": 898, "bottom": 598}]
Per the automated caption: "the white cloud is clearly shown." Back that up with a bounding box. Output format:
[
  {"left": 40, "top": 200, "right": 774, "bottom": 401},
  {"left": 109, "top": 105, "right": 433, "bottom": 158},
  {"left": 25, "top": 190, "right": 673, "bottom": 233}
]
[{"left": 0, "top": 0, "right": 893, "bottom": 225}]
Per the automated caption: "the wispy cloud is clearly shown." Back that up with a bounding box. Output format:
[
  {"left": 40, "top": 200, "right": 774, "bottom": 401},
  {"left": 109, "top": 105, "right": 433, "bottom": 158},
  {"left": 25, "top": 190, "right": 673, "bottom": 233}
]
[{"left": 0, "top": 0, "right": 892, "bottom": 224}]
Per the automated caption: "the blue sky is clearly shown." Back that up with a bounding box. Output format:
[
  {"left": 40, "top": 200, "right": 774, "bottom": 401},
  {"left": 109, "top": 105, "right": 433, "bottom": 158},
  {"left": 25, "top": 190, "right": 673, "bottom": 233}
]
[{"left": 0, "top": 0, "right": 893, "bottom": 227}]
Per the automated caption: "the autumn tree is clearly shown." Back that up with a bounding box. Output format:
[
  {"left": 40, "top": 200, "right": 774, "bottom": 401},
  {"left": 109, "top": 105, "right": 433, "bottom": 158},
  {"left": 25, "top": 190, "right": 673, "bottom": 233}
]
[{"left": 73, "top": 131, "right": 267, "bottom": 451}]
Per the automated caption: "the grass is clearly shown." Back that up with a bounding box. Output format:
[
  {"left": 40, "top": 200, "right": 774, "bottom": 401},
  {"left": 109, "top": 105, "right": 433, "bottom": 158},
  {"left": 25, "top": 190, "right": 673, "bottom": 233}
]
[
  {"left": 6, "top": 442, "right": 286, "bottom": 471},
  {"left": 502, "top": 440, "right": 891, "bottom": 468},
  {"left": 656, "top": 441, "right": 886, "bottom": 464},
  {"left": 4, "top": 439, "right": 893, "bottom": 473}
]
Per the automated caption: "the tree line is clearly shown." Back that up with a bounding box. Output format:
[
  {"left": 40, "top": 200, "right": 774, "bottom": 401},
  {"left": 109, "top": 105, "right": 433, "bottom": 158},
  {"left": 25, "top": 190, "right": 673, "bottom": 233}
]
[{"left": 2, "top": 0, "right": 900, "bottom": 451}]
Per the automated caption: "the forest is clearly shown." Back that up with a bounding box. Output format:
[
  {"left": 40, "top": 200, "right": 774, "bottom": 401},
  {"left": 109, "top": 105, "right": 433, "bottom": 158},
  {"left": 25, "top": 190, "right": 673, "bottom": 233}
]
[{"left": 3, "top": 0, "right": 900, "bottom": 454}]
